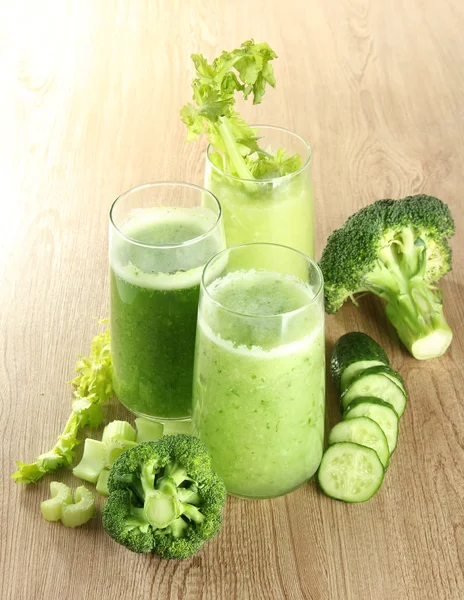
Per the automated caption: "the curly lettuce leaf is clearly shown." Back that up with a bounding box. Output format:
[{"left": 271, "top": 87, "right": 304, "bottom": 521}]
[{"left": 12, "top": 323, "right": 113, "bottom": 484}]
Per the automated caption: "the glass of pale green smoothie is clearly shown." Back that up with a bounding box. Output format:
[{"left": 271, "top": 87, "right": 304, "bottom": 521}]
[
  {"left": 110, "top": 182, "right": 225, "bottom": 421},
  {"left": 204, "top": 126, "right": 314, "bottom": 258},
  {"left": 192, "top": 243, "right": 325, "bottom": 499}
]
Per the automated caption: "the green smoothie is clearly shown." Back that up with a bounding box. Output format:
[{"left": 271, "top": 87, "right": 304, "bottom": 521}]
[
  {"left": 205, "top": 166, "right": 315, "bottom": 259},
  {"left": 110, "top": 206, "right": 223, "bottom": 419},
  {"left": 192, "top": 269, "right": 325, "bottom": 498}
]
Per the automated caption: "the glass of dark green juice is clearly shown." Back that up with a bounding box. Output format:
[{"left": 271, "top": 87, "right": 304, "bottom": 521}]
[{"left": 109, "top": 182, "right": 225, "bottom": 421}]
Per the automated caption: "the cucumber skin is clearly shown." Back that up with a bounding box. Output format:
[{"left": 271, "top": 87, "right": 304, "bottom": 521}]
[
  {"left": 340, "top": 360, "right": 385, "bottom": 394},
  {"left": 340, "top": 365, "right": 408, "bottom": 415},
  {"left": 317, "top": 442, "right": 385, "bottom": 503},
  {"left": 343, "top": 397, "right": 399, "bottom": 455},
  {"left": 347, "top": 364, "right": 406, "bottom": 395},
  {"left": 328, "top": 416, "right": 390, "bottom": 468},
  {"left": 331, "top": 332, "right": 390, "bottom": 391},
  {"left": 343, "top": 396, "right": 399, "bottom": 419}
]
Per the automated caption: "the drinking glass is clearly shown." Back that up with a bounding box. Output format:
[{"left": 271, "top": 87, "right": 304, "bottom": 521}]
[
  {"left": 192, "top": 243, "right": 325, "bottom": 499},
  {"left": 204, "top": 125, "right": 314, "bottom": 257},
  {"left": 110, "top": 182, "right": 225, "bottom": 421}
]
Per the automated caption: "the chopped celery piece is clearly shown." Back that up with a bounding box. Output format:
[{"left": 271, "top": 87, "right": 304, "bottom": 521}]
[
  {"left": 96, "top": 468, "right": 110, "bottom": 496},
  {"left": 102, "top": 420, "right": 136, "bottom": 443},
  {"left": 60, "top": 486, "right": 95, "bottom": 527},
  {"left": 104, "top": 439, "right": 138, "bottom": 469},
  {"left": 72, "top": 438, "right": 106, "bottom": 483},
  {"left": 40, "top": 482, "right": 72, "bottom": 522},
  {"left": 135, "top": 418, "right": 164, "bottom": 443},
  {"left": 162, "top": 420, "right": 191, "bottom": 436}
]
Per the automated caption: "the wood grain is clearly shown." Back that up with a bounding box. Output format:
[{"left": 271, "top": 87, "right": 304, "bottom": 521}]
[{"left": 1, "top": 1, "right": 463, "bottom": 598}]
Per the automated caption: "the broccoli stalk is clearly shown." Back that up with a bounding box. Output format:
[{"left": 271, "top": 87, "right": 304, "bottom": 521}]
[
  {"left": 319, "top": 195, "right": 455, "bottom": 360},
  {"left": 365, "top": 235, "right": 452, "bottom": 359},
  {"left": 102, "top": 435, "right": 226, "bottom": 559}
]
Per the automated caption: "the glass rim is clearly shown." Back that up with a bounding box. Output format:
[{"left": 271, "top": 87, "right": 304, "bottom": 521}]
[
  {"left": 206, "top": 124, "right": 312, "bottom": 184},
  {"left": 201, "top": 242, "right": 324, "bottom": 319},
  {"left": 109, "top": 181, "right": 222, "bottom": 250}
]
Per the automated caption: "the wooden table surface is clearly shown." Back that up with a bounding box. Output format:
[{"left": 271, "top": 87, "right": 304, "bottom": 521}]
[{"left": 1, "top": 1, "right": 463, "bottom": 599}]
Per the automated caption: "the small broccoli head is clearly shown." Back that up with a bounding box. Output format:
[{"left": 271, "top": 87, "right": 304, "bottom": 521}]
[
  {"left": 103, "top": 435, "right": 226, "bottom": 559},
  {"left": 319, "top": 195, "right": 455, "bottom": 359}
]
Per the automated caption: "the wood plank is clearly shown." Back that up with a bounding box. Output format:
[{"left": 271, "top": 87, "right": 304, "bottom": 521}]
[{"left": 1, "top": 1, "right": 463, "bottom": 598}]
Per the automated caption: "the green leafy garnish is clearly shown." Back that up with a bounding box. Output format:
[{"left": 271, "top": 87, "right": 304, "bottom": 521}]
[
  {"left": 12, "top": 323, "right": 113, "bottom": 484},
  {"left": 181, "top": 39, "right": 302, "bottom": 180}
]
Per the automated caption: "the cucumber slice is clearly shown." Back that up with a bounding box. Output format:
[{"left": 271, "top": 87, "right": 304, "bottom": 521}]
[
  {"left": 380, "top": 368, "right": 407, "bottom": 396},
  {"left": 340, "top": 360, "right": 385, "bottom": 394},
  {"left": 328, "top": 416, "right": 390, "bottom": 468},
  {"left": 331, "top": 332, "right": 390, "bottom": 392},
  {"left": 344, "top": 397, "right": 399, "bottom": 455},
  {"left": 318, "top": 442, "right": 384, "bottom": 502},
  {"left": 341, "top": 365, "right": 407, "bottom": 417}
]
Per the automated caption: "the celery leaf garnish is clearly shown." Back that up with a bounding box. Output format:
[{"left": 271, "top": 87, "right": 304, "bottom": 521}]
[
  {"left": 12, "top": 323, "right": 113, "bottom": 484},
  {"left": 181, "top": 39, "right": 301, "bottom": 180}
]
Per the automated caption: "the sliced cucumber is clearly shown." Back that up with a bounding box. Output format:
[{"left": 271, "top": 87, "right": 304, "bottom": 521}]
[
  {"left": 328, "top": 416, "right": 390, "bottom": 468},
  {"left": 380, "top": 368, "right": 407, "bottom": 396},
  {"left": 344, "top": 397, "right": 399, "bottom": 455},
  {"left": 340, "top": 360, "right": 385, "bottom": 394},
  {"left": 340, "top": 365, "right": 407, "bottom": 417},
  {"left": 318, "top": 442, "right": 385, "bottom": 503},
  {"left": 331, "top": 332, "right": 390, "bottom": 392}
]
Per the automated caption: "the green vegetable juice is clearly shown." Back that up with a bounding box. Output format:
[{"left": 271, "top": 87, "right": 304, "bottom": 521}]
[
  {"left": 110, "top": 206, "right": 223, "bottom": 420},
  {"left": 192, "top": 269, "right": 325, "bottom": 498},
  {"left": 205, "top": 160, "right": 315, "bottom": 259}
]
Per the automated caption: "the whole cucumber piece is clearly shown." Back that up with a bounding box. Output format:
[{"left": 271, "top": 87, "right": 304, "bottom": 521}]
[{"left": 331, "top": 332, "right": 390, "bottom": 393}]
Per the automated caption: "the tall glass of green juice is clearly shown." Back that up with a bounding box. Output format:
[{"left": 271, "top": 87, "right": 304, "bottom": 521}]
[
  {"left": 109, "top": 182, "right": 225, "bottom": 421},
  {"left": 204, "top": 126, "right": 314, "bottom": 258},
  {"left": 192, "top": 243, "right": 325, "bottom": 499}
]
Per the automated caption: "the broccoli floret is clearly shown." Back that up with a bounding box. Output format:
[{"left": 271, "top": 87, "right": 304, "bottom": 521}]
[
  {"left": 102, "top": 435, "right": 226, "bottom": 559},
  {"left": 319, "top": 195, "right": 455, "bottom": 360}
]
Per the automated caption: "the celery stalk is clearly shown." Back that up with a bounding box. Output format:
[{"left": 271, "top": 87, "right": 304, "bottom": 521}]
[
  {"left": 60, "top": 486, "right": 95, "bottom": 528},
  {"left": 102, "top": 420, "right": 136, "bottom": 443},
  {"left": 72, "top": 438, "right": 106, "bottom": 483},
  {"left": 40, "top": 482, "right": 72, "bottom": 522}
]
